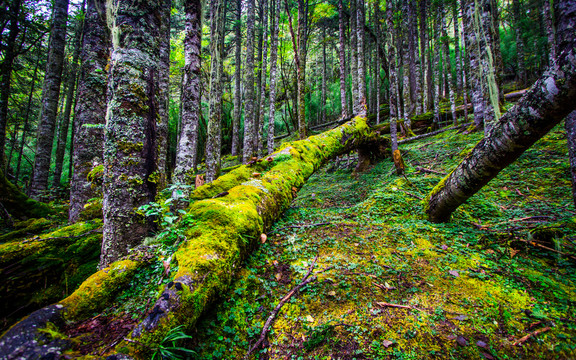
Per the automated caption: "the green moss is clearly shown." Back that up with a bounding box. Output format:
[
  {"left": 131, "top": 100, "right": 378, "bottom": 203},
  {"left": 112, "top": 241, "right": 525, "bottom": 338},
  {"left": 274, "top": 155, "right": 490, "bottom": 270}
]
[{"left": 0, "top": 218, "right": 52, "bottom": 243}]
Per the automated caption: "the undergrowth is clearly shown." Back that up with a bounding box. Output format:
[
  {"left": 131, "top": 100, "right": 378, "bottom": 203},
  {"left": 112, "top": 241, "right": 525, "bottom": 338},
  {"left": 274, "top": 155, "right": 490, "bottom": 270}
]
[{"left": 193, "top": 125, "right": 576, "bottom": 359}]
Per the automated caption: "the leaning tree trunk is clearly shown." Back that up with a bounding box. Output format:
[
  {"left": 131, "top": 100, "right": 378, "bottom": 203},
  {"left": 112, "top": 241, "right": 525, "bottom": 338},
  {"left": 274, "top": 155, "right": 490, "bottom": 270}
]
[
  {"left": 100, "top": 0, "right": 164, "bottom": 268},
  {"left": 426, "top": 0, "right": 576, "bottom": 223},
  {"left": 30, "top": 0, "right": 69, "bottom": 199},
  {"left": 69, "top": 0, "right": 109, "bottom": 223},
  {"left": 566, "top": 111, "right": 576, "bottom": 208},
  {"left": 0, "top": 115, "right": 387, "bottom": 359}
]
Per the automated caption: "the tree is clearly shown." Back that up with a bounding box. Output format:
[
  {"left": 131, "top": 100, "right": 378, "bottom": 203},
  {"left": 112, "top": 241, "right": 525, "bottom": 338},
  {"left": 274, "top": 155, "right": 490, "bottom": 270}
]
[
  {"left": 426, "top": 0, "right": 576, "bottom": 223},
  {"left": 231, "top": 0, "right": 242, "bottom": 157},
  {"left": 101, "top": 0, "right": 165, "bottom": 268},
  {"left": 69, "top": 0, "right": 109, "bottom": 223},
  {"left": 512, "top": 0, "right": 526, "bottom": 87},
  {"left": 242, "top": 0, "right": 257, "bottom": 162},
  {"left": 338, "top": 0, "right": 348, "bottom": 119},
  {"left": 356, "top": 0, "right": 366, "bottom": 111},
  {"left": 566, "top": 111, "right": 576, "bottom": 208},
  {"left": 172, "top": 0, "right": 203, "bottom": 192},
  {"left": 267, "top": 0, "right": 280, "bottom": 154},
  {"left": 29, "top": 0, "right": 69, "bottom": 199}
]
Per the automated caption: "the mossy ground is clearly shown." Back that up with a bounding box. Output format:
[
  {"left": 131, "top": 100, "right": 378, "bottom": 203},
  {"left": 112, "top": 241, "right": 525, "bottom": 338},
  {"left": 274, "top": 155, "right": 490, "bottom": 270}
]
[{"left": 191, "top": 125, "right": 576, "bottom": 359}]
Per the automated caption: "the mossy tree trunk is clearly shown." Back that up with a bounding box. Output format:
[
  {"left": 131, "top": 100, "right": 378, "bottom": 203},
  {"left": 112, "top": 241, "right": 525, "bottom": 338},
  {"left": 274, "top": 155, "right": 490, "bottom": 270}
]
[
  {"left": 0, "top": 115, "right": 388, "bottom": 359},
  {"left": 100, "top": 0, "right": 165, "bottom": 268},
  {"left": 30, "top": 0, "right": 69, "bottom": 199},
  {"left": 426, "top": 0, "right": 576, "bottom": 223},
  {"left": 69, "top": 0, "right": 109, "bottom": 223},
  {"left": 0, "top": 167, "right": 52, "bottom": 220}
]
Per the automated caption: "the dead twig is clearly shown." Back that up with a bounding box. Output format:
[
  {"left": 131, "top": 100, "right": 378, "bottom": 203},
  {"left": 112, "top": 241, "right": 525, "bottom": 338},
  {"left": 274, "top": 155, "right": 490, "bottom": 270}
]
[
  {"left": 245, "top": 255, "right": 319, "bottom": 359},
  {"left": 376, "top": 302, "right": 425, "bottom": 312},
  {"left": 518, "top": 239, "right": 576, "bottom": 261},
  {"left": 512, "top": 326, "right": 551, "bottom": 346}
]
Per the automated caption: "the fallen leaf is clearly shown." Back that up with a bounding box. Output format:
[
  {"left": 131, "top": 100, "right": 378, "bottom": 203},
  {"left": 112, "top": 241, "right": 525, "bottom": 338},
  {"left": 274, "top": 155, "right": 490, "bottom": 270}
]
[
  {"left": 456, "top": 335, "right": 468, "bottom": 347},
  {"left": 382, "top": 340, "right": 394, "bottom": 348},
  {"left": 306, "top": 315, "right": 314, "bottom": 323},
  {"left": 448, "top": 270, "right": 460, "bottom": 277},
  {"left": 476, "top": 340, "right": 488, "bottom": 348},
  {"left": 252, "top": 172, "right": 261, "bottom": 177},
  {"left": 275, "top": 273, "right": 282, "bottom": 281},
  {"left": 441, "top": 244, "right": 448, "bottom": 250},
  {"left": 384, "top": 282, "right": 393, "bottom": 289},
  {"left": 454, "top": 315, "right": 468, "bottom": 321},
  {"left": 328, "top": 290, "right": 336, "bottom": 296},
  {"left": 510, "top": 248, "right": 520, "bottom": 257},
  {"left": 486, "top": 249, "right": 495, "bottom": 255},
  {"left": 446, "top": 335, "right": 457, "bottom": 340},
  {"left": 260, "top": 233, "right": 267, "bottom": 244},
  {"left": 272, "top": 260, "right": 278, "bottom": 266},
  {"left": 482, "top": 352, "right": 495, "bottom": 360}
]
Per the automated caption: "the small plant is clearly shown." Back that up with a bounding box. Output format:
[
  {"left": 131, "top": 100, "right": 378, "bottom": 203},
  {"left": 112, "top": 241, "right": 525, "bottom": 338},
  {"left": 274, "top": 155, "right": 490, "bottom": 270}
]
[{"left": 151, "top": 325, "right": 197, "bottom": 360}]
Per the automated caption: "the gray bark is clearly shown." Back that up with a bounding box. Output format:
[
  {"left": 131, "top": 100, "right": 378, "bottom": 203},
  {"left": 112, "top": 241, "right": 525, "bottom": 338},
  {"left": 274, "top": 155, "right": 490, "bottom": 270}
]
[
  {"left": 566, "top": 112, "right": 576, "bottom": 208},
  {"left": 231, "top": 0, "right": 242, "bottom": 157},
  {"left": 156, "top": 0, "right": 171, "bottom": 189},
  {"left": 442, "top": 8, "right": 457, "bottom": 125},
  {"left": 101, "top": 0, "right": 165, "bottom": 268},
  {"left": 267, "top": 0, "right": 280, "bottom": 154},
  {"left": 69, "top": 0, "right": 109, "bottom": 222},
  {"left": 426, "top": 0, "right": 576, "bottom": 223},
  {"left": 257, "top": 0, "right": 269, "bottom": 154},
  {"left": 356, "top": 0, "right": 366, "bottom": 112},
  {"left": 464, "top": 0, "right": 484, "bottom": 130},
  {"left": 172, "top": 0, "right": 202, "bottom": 189},
  {"left": 242, "top": 0, "right": 256, "bottom": 162},
  {"left": 30, "top": 0, "right": 69, "bottom": 199},
  {"left": 512, "top": 0, "right": 526, "bottom": 87},
  {"left": 350, "top": 0, "right": 358, "bottom": 113},
  {"left": 338, "top": 0, "right": 348, "bottom": 118}
]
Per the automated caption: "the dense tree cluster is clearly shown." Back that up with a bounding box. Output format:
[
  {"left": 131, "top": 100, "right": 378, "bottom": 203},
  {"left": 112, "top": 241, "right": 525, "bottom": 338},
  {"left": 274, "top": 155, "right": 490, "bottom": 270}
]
[{"left": 0, "top": 0, "right": 571, "bottom": 265}]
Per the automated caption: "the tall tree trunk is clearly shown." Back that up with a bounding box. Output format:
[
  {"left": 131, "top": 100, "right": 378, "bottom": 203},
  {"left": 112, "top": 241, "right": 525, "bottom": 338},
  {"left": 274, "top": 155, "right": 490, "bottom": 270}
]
[
  {"left": 257, "top": 0, "right": 269, "bottom": 154},
  {"left": 459, "top": 1, "right": 470, "bottom": 122},
  {"left": 374, "top": 0, "right": 381, "bottom": 124},
  {"left": 267, "top": 0, "right": 280, "bottom": 154},
  {"left": 426, "top": 0, "right": 576, "bottom": 223},
  {"left": 53, "top": 2, "right": 85, "bottom": 189},
  {"left": 464, "top": 0, "right": 485, "bottom": 130},
  {"left": 296, "top": 0, "right": 308, "bottom": 139},
  {"left": 30, "top": 0, "right": 69, "bottom": 199},
  {"left": 406, "top": 0, "right": 417, "bottom": 128},
  {"left": 338, "top": 0, "right": 348, "bottom": 118},
  {"left": 387, "top": 0, "right": 401, "bottom": 174},
  {"left": 156, "top": 0, "right": 171, "bottom": 189},
  {"left": 231, "top": 0, "right": 242, "bottom": 157},
  {"left": 101, "top": 0, "right": 165, "bottom": 268},
  {"left": 453, "top": 1, "right": 463, "bottom": 100},
  {"left": 15, "top": 44, "right": 43, "bottom": 186},
  {"left": 0, "top": 0, "right": 22, "bottom": 171},
  {"left": 542, "top": 0, "right": 556, "bottom": 67},
  {"left": 442, "top": 7, "right": 457, "bottom": 125},
  {"left": 172, "top": 0, "right": 202, "bottom": 192},
  {"left": 432, "top": 7, "right": 441, "bottom": 128},
  {"left": 512, "top": 0, "right": 526, "bottom": 87},
  {"left": 489, "top": 0, "right": 504, "bottom": 102},
  {"left": 242, "top": 0, "right": 257, "bottom": 162},
  {"left": 206, "top": 0, "right": 225, "bottom": 183},
  {"left": 321, "top": 25, "right": 327, "bottom": 123},
  {"left": 356, "top": 0, "right": 366, "bottom": 112},
  {"left": 69, "top": 0, "right": 110, "bottom": 223},
  {"left": 419, "top": 0, "right": 429, "bottom": 113},
  {"left": 566, "top": 112, "right": 576, "bottom": 208},
  {"left": 349, "top": 0, "right": 359, "bottom": 113}
]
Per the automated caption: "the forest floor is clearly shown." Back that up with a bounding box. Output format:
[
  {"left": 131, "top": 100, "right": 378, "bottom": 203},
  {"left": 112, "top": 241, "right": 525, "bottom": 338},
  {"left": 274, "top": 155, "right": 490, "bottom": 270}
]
[{"left": 192, "top": 125, "right": 576, "bottom": 359}]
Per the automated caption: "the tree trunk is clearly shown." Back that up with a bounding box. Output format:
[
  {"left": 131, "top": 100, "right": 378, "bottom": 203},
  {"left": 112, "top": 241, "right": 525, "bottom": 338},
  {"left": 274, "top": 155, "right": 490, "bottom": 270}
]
[
  {"left": 231, "top": 0, "right": 242, "bottom": 157},
  {"left": 205, "top": 0, "right": 225, "bottom": 183},
  {"left": 349, "top": 0, "right": 358, "bottom": 113},
  {"left": 512, "top": 0, "right": 526, "bottom": 87},
  {"left": 419, "top": 0, "right": 429, "bottom": 113},
  {"left": 459, "top": 2, "right": 470, "bottom": 122},
  {"left": 155, "top": 0, "right": 171, "bottom": 189},
  {"left": 321, "top": 26, "right": 327, "bottom": 124},
  {"left": 267, "top": 0, "right": 280, "bottom": 154},
  {"left": 543, "top": 0, "right": 556, "bottom": 67},
  {"left": 356, "top": 0, "right": 366, "bottom": 111},
  {"left": 387, "top": 0, "right": 401, "bottom": 174},
  {"left": 69, "top": 0, "right": 109, "bottom": 223},
  {"left": 52, "top": 2, "right": 85, "bottom": 189},
  {"left": 566, "top": 112, "right": 576, "bottom": 208},
  {"left": 296, "top": 0, "right": 308, "bottom": 139},
  {"left": 242, "top": 0, "right": 256, "bottom": 162},
  {"left": 489, "top": 0, "right": 504, "bottom": 103},
  {"left": 0, "top": 0, "right": 22, "bottom": 171},
  {"left": 463, "top": 0, "right": 484, "bottom": 130},
  {"left": 257, "top": 0, "right": 269, "bottom": 154},
  {"left": 374, "top": 1, "right": 380, "bottom": 124},
  {"left": 426, "top": 0, "right": 576, "bottom": 223},
  {"left": 442, "top": 8, "right": 457, "bottom": 125},
  {"left": 100, "top": 0, "right": 165, "bottom": 268},
  {"left": 29, "top": 0, "right": 69, "bottom": 199},
  {"left": 172, "top": 0, "right": 202, "bottom": 192},
  {"left": 338, "top": 0, "right": 348, "bottom": 119},
  {"left": 432, "top": 8, "right": 441, "bottom": 128}
]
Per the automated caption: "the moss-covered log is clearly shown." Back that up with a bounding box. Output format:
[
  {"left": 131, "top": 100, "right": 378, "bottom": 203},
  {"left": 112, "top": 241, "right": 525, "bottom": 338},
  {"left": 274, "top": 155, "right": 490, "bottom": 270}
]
[
  {"left": 0, "top": 116, "right": 387, "bottom": 358},
  {"left": 0, "top": 168, "right": 53, "bottom": 221},
  {"left": 425, "top": 0, "right": 576, "bottom": 223}
]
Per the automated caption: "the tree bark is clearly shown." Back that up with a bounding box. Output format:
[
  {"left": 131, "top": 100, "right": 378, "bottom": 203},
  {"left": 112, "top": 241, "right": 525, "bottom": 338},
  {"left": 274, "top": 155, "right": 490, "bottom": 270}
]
[
  {"left": 100, "top": 0, "right": 165, "bottom": 268},
  {"left": 231, "top": 0, "right": 242, "bottom": 157},
  {"left": 69, "top": 0, "right": 109, "bottom": 223},
  {"left": 205, "top": 0, "right": 225, "bottom": 183},
  {"left": 463, "top": 0, "right": 484, "bottom": 130},
  {"left": 52, "top": 2, "right": 85, "bottom": 189},
  {"left": 349, "top": 0, "right": 358, "bottom": 113},
  {"left": 0, "top": 0, "right": 23, "bottom": 171},
  {"left": 267, "top": 0, "right": 280, "bottom": 154},
  {"left": 426, "top": 0, "right": 576, "bottom": 223},
  {"left": 338, "top": 0, "right": 348, "bottom": 119},
  {"left": 29, "top": 0, "right": 69, "bottom": 199},
  {"left": 356, "top": 0, "right": 366, "bottom": 111},
  {"left": 442, "top": 7, "right": 457, "bottom": 125},
  {"left": 172, "top": 0, "right": 202, "bottom": 190},
  {"left": 512, "top": 0, "right": 526, "bottom": 87},
  {"left": 257, "top": 0, "right": 269, "bottom": 154},
  {"left": 155, "top": 0, "right": 171, "bottom": 189},
  {"left": 242, "top": 0, "right": 257, "bottom": 162}
]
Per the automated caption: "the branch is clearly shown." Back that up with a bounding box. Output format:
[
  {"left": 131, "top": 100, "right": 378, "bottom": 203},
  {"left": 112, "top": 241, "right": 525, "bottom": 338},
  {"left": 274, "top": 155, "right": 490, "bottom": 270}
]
[
  {"left": 512, "top": 327, "right": 551, "bottom": 346},
  {"left": 245, "top": 255, "right": 319, "bottom": 358}
]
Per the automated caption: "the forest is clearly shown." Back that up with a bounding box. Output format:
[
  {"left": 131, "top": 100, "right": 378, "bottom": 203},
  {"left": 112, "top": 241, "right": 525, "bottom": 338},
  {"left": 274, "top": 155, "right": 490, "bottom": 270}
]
[{"left": 0, "top": 0, "right": 576, "bottom": 358}]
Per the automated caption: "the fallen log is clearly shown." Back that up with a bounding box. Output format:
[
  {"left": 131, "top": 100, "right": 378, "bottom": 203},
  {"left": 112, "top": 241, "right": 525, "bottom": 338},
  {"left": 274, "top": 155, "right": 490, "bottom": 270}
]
[
  {"left": 0, "top": 168, "right": 53, "bottom": 221},
  {"left": 0, "top": 115, "right": 388, "bottom": 359},
  {"left": 504, "top": 88, "right": 530, "bottom": 102}
]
